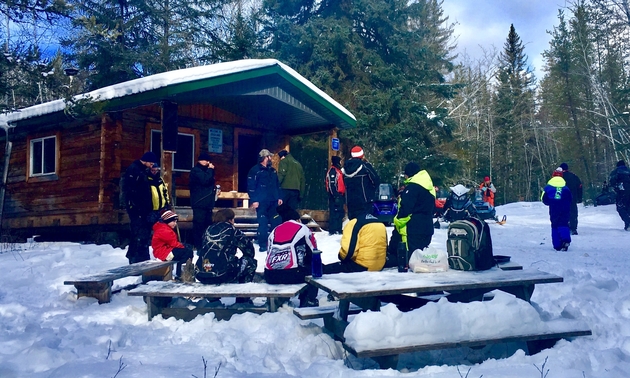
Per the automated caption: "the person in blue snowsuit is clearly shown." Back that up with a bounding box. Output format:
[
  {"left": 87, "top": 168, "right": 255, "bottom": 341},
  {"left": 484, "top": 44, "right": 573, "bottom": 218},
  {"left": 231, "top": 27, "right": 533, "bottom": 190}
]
[{"left": 541, "top": 168, "right": 573, "bottom": 251}]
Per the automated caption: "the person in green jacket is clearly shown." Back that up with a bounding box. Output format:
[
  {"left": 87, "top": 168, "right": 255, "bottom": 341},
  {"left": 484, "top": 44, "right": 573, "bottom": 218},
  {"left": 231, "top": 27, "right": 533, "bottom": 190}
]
[
  {"left": 393, "top": 162, "right": 436, "bottom": 254},
  {"left": 278, "top": 150, "right": 305, "bottom": 210}
]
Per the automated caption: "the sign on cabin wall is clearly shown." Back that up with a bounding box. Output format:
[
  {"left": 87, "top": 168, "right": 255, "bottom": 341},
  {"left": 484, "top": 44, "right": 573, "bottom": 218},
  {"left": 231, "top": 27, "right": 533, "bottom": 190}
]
[
  {"left": 209, "top": 129, "right": 223, "bottom": 153},
  {"left": 331, "top": 137, "right": 340, "bottom": 151}
]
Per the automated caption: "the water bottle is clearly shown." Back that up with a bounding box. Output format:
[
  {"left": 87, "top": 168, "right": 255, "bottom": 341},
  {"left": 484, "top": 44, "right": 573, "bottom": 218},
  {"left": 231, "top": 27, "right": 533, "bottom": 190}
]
[
  {"left": 311, "top": 249, "right": 323, "bottom": 278},
  {"left": 397, "top": 242, "right": 408, "bottom": 273}
]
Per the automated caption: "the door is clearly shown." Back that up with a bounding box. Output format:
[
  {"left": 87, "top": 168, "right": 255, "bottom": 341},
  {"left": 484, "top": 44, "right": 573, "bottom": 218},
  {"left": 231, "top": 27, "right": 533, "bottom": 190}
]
[{"left": 237, "top": 133, "right": 261, "bottom": 192}]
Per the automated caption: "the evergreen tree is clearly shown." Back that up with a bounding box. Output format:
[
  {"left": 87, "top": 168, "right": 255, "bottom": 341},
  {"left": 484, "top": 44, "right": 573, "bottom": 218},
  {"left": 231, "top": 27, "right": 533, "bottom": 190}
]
[
  {"left": 493, "top": 24, "right": 536, "bottom": 203},
  {"left": 261, "top": 0, "right": 458, "bottom": 184}
]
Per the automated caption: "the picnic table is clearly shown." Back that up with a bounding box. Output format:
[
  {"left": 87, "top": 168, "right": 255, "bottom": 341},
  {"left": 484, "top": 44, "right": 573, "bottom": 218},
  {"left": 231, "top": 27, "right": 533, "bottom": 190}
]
[
  {"left": 305, "top": 268, "right": 591, "bottom": 369},
  {"left": 128, "top": 280, "right": 308, "bottom": 321}
]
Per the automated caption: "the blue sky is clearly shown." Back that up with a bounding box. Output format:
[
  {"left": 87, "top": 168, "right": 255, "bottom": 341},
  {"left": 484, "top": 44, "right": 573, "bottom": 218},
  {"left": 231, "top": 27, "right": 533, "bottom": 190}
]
[{"left": 442, "top": 0, "right": 569, "bottom": 79}]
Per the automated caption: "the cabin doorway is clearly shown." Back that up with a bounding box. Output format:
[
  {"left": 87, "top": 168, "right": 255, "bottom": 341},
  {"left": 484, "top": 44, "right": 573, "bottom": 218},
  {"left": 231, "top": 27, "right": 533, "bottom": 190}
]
[{"left": 236, "top": 132, "right": 262, "bottom": 192}]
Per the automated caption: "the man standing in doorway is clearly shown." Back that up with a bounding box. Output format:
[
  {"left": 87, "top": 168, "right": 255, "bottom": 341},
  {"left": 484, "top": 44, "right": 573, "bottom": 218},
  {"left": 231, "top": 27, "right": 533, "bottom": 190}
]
[
  {"left": 343, "top": 146, "right": 379, "bottom": 220},
  {"left": 189, "top": 152, "right": 216, "bottom": 250},
  {"left": 277, "top": 149, "right": 305, "bottom": 210},
  {"left": 247, "top": 149, "right": 283, "bottom": 252},
  {"left": 560, "top": 162, "right": 583, "bottom": 235},
  {"left": 121, "top": 151, "right": 158, "bottom": 264}
]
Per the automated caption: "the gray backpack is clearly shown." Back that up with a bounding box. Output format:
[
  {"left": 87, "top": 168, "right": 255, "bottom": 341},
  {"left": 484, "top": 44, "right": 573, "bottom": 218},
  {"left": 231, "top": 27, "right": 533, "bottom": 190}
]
[{"left": 446, "top": 217, "right": 494, "bottom": 271}]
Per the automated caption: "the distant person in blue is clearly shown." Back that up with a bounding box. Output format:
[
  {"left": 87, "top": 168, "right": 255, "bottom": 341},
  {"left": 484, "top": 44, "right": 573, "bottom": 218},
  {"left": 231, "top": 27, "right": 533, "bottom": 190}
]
[
  {"left": 247, "top": 149, "right": 283, "bottom": 252},
  {"left": 541, "top": 167, "right": 572, "bottom": 251},
  {"left": 609, "top": 160, "right": 630, "bottom": 230}
]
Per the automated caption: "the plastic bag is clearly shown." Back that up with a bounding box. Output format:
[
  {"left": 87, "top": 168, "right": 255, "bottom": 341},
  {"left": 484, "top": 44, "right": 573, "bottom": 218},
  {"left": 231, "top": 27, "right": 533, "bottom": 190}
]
[{"left": 408, "top": 247, "right": 449, "bottom": 273}]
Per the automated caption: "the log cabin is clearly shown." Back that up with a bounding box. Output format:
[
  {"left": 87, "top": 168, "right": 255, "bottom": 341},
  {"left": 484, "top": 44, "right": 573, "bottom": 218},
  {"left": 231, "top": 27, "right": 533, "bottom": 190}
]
[{"left": 0, "top": 59, "right": 355, "bottom": 245}]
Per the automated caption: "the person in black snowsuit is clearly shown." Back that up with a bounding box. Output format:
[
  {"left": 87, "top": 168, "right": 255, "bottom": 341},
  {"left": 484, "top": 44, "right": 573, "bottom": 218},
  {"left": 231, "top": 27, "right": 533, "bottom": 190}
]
[
  {"left": 121, "top": 151, "right": 158, "bottom": 264},
  {"left": 247, "top": 149, "right": 283, "bottom": 252},
  {"left": 342, "top": 146, "right": 379, "bottom": 220},
  {"left": 195, "top": 209, "right": 257, "bottom": 306},
  {"left": 560, "top": 163, "right": 583, "bottom": 235},
  {"left": 325, "top": 156, "right": 346, "bottom": 235},
  {"left": 609, "top": 160, "right": 630, "bottom": 230},
  {"left": 189, "top": 152, "right": 216, "bottom": 250}
]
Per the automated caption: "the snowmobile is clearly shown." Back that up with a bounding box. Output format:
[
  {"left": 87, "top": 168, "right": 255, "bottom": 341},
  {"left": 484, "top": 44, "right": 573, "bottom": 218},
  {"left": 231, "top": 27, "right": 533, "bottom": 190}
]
[
  {"left": 442, "top": 184, "right": 477, "bottom": 223},
  {"left": 594, "top": 182, "right": 616, "bottom": 207},
  {"left": 472, "top": 188, "right": 497, "bottom": 221},
  {"left": 372, "top": 183, "right": 398, "bottom": 226}
]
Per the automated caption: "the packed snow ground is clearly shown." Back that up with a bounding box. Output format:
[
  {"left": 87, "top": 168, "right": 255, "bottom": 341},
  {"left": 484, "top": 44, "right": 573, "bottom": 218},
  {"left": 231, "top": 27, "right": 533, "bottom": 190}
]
[{"left": 1, "top": 201, "right": 629, "bottom": 377}]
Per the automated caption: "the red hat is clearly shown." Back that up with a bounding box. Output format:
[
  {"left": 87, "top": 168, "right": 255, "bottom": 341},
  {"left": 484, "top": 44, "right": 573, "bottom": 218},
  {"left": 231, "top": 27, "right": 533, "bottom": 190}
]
[
  {"left": 484, "top": 176, "right": 490, "bottom": 182},
  {"left": 351, "top": 146, "right": 364, "bottom": 159},
  {"left": 552, "top": 167, "right": 563, "bottom": 177}
]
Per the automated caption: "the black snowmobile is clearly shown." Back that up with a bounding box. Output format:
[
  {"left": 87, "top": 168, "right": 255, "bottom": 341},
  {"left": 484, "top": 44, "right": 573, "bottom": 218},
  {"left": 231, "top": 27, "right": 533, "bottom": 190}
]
[
  {"left": 472, "top": 188, "right": 498, "bottom": 221},
  {"left": 442, "top": 184, "right": 477, "bottom": 223}
]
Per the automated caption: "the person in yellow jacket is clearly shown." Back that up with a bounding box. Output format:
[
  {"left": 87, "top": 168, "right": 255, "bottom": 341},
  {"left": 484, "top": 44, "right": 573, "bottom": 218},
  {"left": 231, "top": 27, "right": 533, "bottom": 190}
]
[
  {"left": 323, "top": 213, "right": 387, "bottom": 273},
  {"left": 393, "top": 162, "right": 436, "bottom": 254}
]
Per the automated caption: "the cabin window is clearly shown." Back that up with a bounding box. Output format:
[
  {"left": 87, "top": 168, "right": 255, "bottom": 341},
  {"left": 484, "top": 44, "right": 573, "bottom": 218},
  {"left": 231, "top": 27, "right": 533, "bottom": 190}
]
[
  {"left": 151, "top": 130, "right": 195, "bottom": 171},
  {"left": 29, "top": 136, "right": 57, "bottom": 176}
]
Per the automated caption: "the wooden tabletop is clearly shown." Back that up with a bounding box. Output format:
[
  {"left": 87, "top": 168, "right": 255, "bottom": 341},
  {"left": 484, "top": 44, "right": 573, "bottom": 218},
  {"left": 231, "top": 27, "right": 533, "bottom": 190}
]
[{"left": 305, "top": 268, "right": 562, "bottom": 300}]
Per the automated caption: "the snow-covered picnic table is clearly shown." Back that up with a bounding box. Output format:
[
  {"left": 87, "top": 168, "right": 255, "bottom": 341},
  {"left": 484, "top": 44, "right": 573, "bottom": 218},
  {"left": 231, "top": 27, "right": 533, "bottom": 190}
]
[{"left": 305, "top": 268, "right": 591, "bottom": 369}]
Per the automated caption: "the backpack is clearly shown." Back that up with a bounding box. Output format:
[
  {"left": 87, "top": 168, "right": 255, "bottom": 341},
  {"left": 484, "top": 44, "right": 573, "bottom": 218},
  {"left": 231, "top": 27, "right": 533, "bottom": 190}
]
[
  {"left": 326, "top": 166, "right": 346, "bottom": 196},
  {"left": 446, "top": 217, "right": 494, "bottom": 271}
]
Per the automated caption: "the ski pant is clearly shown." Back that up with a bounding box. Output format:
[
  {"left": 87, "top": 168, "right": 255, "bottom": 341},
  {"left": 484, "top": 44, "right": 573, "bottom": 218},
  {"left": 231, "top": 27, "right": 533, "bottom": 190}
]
[
  {"left": 192, "top": 207, "right": 214, "bottom": 250},
  {"left": 328, "top": 195, "right": 345, "bottom": 234},
  {"left": 126, "top": 212, "right": 152, "bottom": 264},
  {"left": 256, "top": 201, "right": 282, "bottom": 250},
  {"left": 551, "top": 226, "right": 571, "bottom": 250},
  {"left": 569, "top": 201, "right": 579, "bottom": 232},
  {"left": 616, "top": 192, "right": 630, "bottom": 228},
  {"left": 282, "top": 189, "right": 301, "bottom": 211}
]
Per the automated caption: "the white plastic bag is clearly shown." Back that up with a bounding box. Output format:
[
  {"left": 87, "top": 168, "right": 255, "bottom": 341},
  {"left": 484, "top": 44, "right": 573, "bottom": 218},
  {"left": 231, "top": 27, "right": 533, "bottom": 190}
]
[{"left": 408, "top": 247, "right": 449, "bottom": 273}]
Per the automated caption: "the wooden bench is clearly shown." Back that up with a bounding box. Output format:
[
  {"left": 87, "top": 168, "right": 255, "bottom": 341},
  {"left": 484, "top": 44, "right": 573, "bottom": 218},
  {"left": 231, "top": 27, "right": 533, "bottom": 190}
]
[
  {"left": 176, "top": 189, "right": 250, "bottom": 208},
  {"left": 64, "top": 260, "right": 175, "bottom": 304},
  {"left": 128, "top": 280, "right": 308, "bottom": 321},
  {"left": 342, "top": 320, "right": 592, "bottom": 369},
  {"left": 293, "top": 303, "right": 363, "bottom": 320}
]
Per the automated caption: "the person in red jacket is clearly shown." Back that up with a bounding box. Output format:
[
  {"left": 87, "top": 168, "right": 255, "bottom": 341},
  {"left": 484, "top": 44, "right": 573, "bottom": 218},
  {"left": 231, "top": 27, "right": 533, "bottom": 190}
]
[{"left": 151, "top": 210, "right": 194, "bottom": 281}]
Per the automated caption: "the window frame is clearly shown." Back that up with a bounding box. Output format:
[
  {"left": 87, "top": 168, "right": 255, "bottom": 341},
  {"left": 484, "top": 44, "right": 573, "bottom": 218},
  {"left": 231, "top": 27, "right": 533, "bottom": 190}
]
[
  {"left": 26, "top": 132, "right": 60, "bottom": 182},
  {"left": 147, "top": 124, "right": 200, "bottom": 172}
]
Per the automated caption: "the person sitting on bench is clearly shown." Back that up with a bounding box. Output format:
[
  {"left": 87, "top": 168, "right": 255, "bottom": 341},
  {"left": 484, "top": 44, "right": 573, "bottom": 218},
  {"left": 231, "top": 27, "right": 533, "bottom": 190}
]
[
  {"left": 151, "top": 210, "right": 194, "bottom": 281},
  {"left": 324, "top": 213, "right": 388, "bottom": 273},
  {"left": 195, "top": 209, "right": 257, "bottom": 306},
  {"left": 265, "top": 203, "right": 319, "bottom": 308}
]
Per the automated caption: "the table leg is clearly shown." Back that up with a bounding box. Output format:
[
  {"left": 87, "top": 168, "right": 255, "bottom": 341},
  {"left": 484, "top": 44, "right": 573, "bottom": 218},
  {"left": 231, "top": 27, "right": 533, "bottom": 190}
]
[
  {"left": 501, "top": 285, "right": 535, "bottom": 302},
  {"left": 268, "top": 297, "right": 280, "bottom": 312},
  {"left": 373, "top": 355, "right": 399, "bottom": 370},
  {"left": 146, "top": 296, "right": 170, "bottom": 320}
]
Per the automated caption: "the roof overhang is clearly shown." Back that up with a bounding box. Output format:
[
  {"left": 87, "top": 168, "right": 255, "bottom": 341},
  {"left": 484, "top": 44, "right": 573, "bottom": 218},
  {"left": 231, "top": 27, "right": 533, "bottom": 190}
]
[{"left": 0, "top": 59, "right": 356, "bottom": 133}]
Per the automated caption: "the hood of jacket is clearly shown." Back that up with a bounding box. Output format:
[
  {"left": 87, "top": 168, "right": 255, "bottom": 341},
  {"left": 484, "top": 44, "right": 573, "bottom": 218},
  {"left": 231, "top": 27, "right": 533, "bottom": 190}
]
[
  {"left": 343, "top": 158, "right": 364, "bottom": 177},
  {"left": 406, "top": 170, "right": 436, "bottom": 197}
]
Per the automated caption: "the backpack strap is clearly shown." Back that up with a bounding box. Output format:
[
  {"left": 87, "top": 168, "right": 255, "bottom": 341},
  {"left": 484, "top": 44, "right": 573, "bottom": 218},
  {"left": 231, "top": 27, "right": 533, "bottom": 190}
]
[{"left": 343, "top": 215, "right": 380, "bottom": 262}]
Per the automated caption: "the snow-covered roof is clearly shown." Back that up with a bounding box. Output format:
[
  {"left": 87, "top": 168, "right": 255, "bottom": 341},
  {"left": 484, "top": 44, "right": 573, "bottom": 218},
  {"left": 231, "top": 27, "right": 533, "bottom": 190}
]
[{"left": 0, "top": 59, "right": 356, "bottom": 129}]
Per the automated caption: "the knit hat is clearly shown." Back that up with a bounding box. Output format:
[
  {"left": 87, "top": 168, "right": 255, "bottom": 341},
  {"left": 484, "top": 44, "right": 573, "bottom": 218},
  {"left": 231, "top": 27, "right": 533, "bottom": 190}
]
[
  {"left": 161, "top": 210, "right": 178, "bottom": 223},
  {"left": 618, "top": 160, "right": 626, "bottom": 167},
  {"left": 404, "top": 162, "right": 421, "bottom": 177},
  {"left": 198, "top": 152, "right": 212, "bottom": 162},
  {"left": 552, "top": 167, "right": 563, "bottom": 177},
  {"left": 331, "top": 156, "right": 341, "bottom": 166},
  {"left": 278, "top": 150, "right": 288, "bottom": 158},
  {"left": 259, "top": 149, "right": 273, "bottom": 157},
  {"left": 141, "top": 151, "right": 158, "bottom": 163},
  {"left": 350, "top": 146, "right": 364, "bottom": 159},
  {"left": 484, "top": 176, "right": 490, "bottom": 182},
  {"left": 560, "top": 163, "right": 569, "bottom": 171},
  {"left": 276, "top": 203, "right": 301, "bottom": 223}
]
